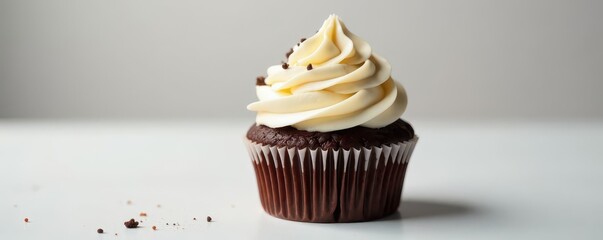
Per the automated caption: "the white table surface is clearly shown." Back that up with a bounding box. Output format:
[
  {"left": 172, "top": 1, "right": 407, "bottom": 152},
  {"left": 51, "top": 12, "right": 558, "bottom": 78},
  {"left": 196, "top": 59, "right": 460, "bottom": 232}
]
[{"left": 1, "top": 119, "right": 602, "bottom": 239}]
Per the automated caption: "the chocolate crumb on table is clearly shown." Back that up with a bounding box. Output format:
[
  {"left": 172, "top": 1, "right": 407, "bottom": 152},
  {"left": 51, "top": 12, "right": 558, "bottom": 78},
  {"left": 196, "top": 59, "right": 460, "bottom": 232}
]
[
  {"left": 206, "top": 216, "right": 212, "bottom": 222},
  {"left": 152, "top": 226, "right": 157, "bottom": 231},
  {"left": 156, "top": 204, "right": 161, "bottom": 208},
  {"left": 193, "top": 217, "right": 197, "bottom": 221},
  {"left": 124, "top": 219, "right": 139, "bottom": 228},
  {"left": 97, "top": 228, "right": 104, "bottom": 234},
  {"left": 24, "top": 218, "right": 29, "bottom": 223},
  {"left": 126, "top": 200, "right": 132, "bottom": 205},
  {"left": 139, "top": 212, "right": 147, "bottom": 217}
]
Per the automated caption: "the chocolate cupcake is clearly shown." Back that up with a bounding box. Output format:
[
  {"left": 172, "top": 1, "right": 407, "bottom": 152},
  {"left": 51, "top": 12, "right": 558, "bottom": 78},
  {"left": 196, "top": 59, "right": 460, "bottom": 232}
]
[{"left": 245, "top": 14, "right": 418, "bottom": 223}]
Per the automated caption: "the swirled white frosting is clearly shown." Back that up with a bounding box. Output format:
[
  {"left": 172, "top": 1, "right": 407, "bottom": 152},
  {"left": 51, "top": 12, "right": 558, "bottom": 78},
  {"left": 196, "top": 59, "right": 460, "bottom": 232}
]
[{"left": 247, "top": 14, "right": 407, "bottom": 132}]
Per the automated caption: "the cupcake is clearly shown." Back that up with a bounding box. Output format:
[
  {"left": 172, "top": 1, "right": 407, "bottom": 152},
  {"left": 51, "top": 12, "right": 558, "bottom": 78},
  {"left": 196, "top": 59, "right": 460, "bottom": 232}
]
[{"left": 245, "top": 14, "right": 417, "bottom": 223}]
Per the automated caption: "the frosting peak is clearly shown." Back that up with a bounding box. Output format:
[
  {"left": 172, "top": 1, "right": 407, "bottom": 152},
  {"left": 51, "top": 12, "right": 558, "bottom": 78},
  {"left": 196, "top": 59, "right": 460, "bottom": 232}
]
[
  {"left": 288, "top": 14, "right": 371, "bottom": 66},
  {"left": 248, "top": 15, "right": 407, "bottom": 132}
]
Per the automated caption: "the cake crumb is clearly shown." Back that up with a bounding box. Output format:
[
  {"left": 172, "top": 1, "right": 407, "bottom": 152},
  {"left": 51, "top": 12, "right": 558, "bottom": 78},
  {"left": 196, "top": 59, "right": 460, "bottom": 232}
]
[
  {"left": 24, "top": 218, "right": 29, "bottom": 223},
  {"left": 97, "top": 228, "right": 104, "bottom": 234},
  {"left": 139, "top": 212, "right": 147, "bottom": 217},
  {"left": 124, "top": 219, "right": 139, "bottom": 228},
  {"left": 193, "top": 217, "right": 197, "bottom": 221},
  {"left": 206, "top": 216, "right": 212, "bottom": 222},
  {"left": 152, "top": 226, "right": 157, "bottom": 231}
]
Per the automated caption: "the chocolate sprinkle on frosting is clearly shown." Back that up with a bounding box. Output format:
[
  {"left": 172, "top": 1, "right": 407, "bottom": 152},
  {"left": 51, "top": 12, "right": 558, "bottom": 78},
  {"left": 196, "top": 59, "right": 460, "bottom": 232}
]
[
  {"left": 256, "top": 76, "right": 266, "bottom": 86},
  {"left": 307, "top": 64, "right": 313, "bottom": 70},
  {"left": 285, "top": 48, "right": 293, "bottom": 58},
  {"left": 281, "top": 63, "right": 289, "bottom": 69},
  {"left": 300, "top": 38, "right": 306, "bottom": 43}
]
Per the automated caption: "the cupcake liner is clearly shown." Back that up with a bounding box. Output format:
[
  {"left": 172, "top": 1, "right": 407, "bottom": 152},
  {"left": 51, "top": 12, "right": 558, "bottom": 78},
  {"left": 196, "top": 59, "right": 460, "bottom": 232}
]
[{"left": 245, "top": 136, "right": 418, "bottom": 223}]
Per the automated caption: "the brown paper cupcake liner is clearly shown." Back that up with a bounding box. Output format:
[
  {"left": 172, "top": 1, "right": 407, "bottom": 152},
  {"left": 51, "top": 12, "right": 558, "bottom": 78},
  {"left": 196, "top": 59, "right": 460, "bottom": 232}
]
[{"left": 245, "top": 136, "right": 418, "bottom": 223}]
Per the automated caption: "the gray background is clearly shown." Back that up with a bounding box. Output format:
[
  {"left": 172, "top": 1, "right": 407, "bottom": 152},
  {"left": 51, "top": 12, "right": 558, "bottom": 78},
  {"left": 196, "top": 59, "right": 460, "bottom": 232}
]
[{"left": 1, "top": 0, "right": 602, "bottom": 120}]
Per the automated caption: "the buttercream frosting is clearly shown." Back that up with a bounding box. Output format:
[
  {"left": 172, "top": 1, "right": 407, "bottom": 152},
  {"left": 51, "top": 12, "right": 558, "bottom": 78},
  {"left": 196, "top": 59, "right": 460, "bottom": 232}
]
[{"left": 247, "top": 14, "right": 407, "bottom": 132}]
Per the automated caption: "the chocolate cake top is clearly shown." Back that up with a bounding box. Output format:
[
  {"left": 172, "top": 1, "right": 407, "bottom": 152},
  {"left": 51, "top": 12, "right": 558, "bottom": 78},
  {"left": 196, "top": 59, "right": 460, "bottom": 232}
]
[{"left": 247, "top": 119, "right": 414, "bottom": 150}]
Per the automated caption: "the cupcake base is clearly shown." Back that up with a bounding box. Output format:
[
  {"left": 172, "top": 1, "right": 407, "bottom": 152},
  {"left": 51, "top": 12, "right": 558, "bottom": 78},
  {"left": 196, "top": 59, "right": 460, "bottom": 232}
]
[{"left": 246, "top": 136, "right": 418, "bottom": 223}]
